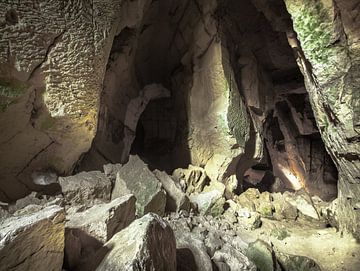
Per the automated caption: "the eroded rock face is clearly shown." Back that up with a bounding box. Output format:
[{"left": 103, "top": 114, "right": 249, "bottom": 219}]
[
  {"left": 0, "top": 0, "right": 142, "bottom": 201},
  {"left": 282, "top": 0, "right": 360, "bottom": 238},
  {"left": 93, "top": 213, "right": 176, "bottom": 271},
  {"left": 0, "top": 205, "right": 65, "bottom": 271}
]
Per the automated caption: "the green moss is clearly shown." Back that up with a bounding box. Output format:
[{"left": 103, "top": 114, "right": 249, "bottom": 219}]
[
  {"left": 246, "top": 240, "right": 275, "bottom": 271},
  {"left": 271, "top": 228, "right": 291, "bottom": 240},
  {"left": 0, "top": 79, "right": 28, "bottom": 112},
  {"left": 208, "top": 197, "right": 226, "bottom": 217},
  {"left": 259, "top": 205, "right": 273, "bottom": 217}
]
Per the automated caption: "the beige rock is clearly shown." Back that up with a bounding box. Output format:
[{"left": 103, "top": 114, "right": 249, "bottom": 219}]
[
  {"left": 64, "top": 195, "right": 136, "bottom": 270},
  {"left": 111, "top": 155, "right": 166, "bottom": 216},
  {"left": 93, "top": 213, "right": 176, "bottom": 271},
  {"left": 173, "top": 165, "right": 209, "bottom": 194},
  {"left": 0, "top": 205, "right": 65, "bottom": 271},
  {"left": 59, "top": 171, "right": 111, "bottom": 206},
  {"left": 153, "top": 170, "right": 190, "bottom": 212}
]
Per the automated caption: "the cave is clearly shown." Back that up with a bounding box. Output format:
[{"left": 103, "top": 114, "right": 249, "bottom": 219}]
[{"left": 0, "top": 0, "right": 359, "bottom": 270}]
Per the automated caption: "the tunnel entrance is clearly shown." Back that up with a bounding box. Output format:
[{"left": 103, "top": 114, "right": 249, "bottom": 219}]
[{"left": 79, "top": 0, "right": 338, "bottom": 202}]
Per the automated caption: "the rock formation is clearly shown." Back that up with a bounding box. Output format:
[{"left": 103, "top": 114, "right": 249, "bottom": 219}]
[{"left": 0, "top": 0, "right": 359, "bottom": 269}]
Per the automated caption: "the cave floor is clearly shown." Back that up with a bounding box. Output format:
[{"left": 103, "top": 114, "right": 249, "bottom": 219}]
[{"left": 239, "top": 218, "right": 360, "bottom": 271}]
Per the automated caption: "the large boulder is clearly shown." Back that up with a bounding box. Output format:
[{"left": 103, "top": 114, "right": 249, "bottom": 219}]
[
  {"left": 111, "top": 155, "right": 166, "bottom": 216},
  {"left": 59, "top": 171, "right": 111, "bottom": 206},
  {"left": 0, "top": 205, "right": 65, "bottom": 271},
  {"left": 93, "top": 213, "right": 176, "bottom": 271},
  {"left": 64, "top": 194, "right": 136, "bottom": 270},
  {"left": 153, "top": 170, "right": 190, "bottom": 212}
]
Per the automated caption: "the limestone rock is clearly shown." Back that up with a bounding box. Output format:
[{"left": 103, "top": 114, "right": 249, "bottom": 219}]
[
  {"left": 272, "top": 193, "right": 298, "bottom": 221},
  {"left": 59, "top": 171, "right": 111, "bottom": 206},
  {"left": 245, "top": 240, "right": 279, "bottom": 271},
  {"left": 64, "top": 195, "right": 136, "bottom": 270},
  {"left": 189, "top": 190, "right": 223, "bottom": 215},
  {"left": 111, "top": 155, "right": 166, "bottom": 216},
  {"left": 153, "top": 169, "right": 190, "bottom": 212},
  {"left": 236, "top": 188, "right": 261, "bottom": 212},
  {"left": 94, "top": 213, "right": 176, "bottom": 271},
  {"left": 275, "top": 251, "right": 321, "bottom": 271},
  {"left": 173, "top": 165, "right": 209, "bottom": 194},
  {"left": 283, "top": 191, "right": 319, "bottom": 220},
  {"left": 0, "top": 205, "right": 65, "bottom": 271},
  {"left": 213, "top": 243, "right": 257, "bottom": 271}
]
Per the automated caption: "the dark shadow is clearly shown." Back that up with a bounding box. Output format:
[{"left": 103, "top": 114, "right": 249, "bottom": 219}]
[{"left": 176, "top": 248, "right": 198, "bottom": 271}]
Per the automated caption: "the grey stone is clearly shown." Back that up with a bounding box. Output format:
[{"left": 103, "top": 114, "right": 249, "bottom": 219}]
[
  {"left": 189, "top": 190, "right": 223, "bottom": 215},
  {"left": 93, "top": 213, "right": 176, "bottom": 271},
  {"left": 59, "top": 171, "right": 111, "bottom": 206},
  {"left": 112, "top": 155, "right": 166, "bottom": 216},
  {"left": 0, "top": 205, "right": 65, "bottom": 271},
  {"left": 64, "top": 195, "right": 136, "bottom": 270},
  {"left": 153, "top": 169, "right": 190, "bottom": 212}
]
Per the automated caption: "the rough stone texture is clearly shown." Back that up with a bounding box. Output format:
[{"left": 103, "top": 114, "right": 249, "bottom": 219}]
[
  {"left": 59, "top": 171, "right": 111, "bottom": 206},
  {"left": 0, "top": 205, "right": 65, "bottom": 271},
  {"left": 0, "top": 0, "right": 139, "bottom": 201},
  {"left": 283, "top": 0, "right": 360, "bottom": 238},
  {"left": 173, "top": 165, "right": 209, "bottom": 194},
  {"left": 64, "top": 194, "right": 136, "bottom": 270},
  {"left": 153, "top": 169, "right": 190, "bottom": 212},
  {"left": 93, "top": 213, "right": 176, "bottom": 271},
  {"left": 111, "top": 155, "right": 166, "bottom": 216}
]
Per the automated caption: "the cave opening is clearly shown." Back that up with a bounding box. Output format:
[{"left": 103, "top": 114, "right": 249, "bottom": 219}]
[{"left": 77, "top": 0, "right": 339, "bottom": 202}]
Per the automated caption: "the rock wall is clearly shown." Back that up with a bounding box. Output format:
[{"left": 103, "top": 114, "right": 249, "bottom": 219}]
[
  {"left": 0, "top": 0, "right": 130, "bottom": 201},
  {"left": 282, "top": 0, "right": 360, "bottom": 238}
]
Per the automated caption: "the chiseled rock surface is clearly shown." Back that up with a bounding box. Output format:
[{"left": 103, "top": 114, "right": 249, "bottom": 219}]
[
  {"left": 94, "top": 213, "right": 176, "bottom": 271},
  {"left": 64, "top": 194, "right": 136, "bottom": 270},
  {"left": 0, "top": 205, "right": 65, "bottom": 271},
  {"left": 0, "top": 0, "right": 133, "bottom": 202},
  {"left": 153, "top": 170, "right": 190, "bottom": 212},
  {"left": 59, "top": 171, "right": 111, "bottom": 206},
  {"left": 112, "top": 155, "right": 166, "bottom": 216}
]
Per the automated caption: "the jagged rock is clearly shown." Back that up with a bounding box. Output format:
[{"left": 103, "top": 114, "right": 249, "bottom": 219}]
[
  {"left": 238, "top": 211, "right": 262, "bottom": 230},
  {"left": 0, "top": 205, "right": 65, "bottom": 271},
  {"left": 235, "top": 188, "right": 260, "bottom": 212},
  {"left": 283, "top": 191, "right": 319, "bottom": 220},
  {"left": 111, "top": 155, "right": 166, "bottom": 216},
  {"left": 153, "top": 169, "right": 190, "bottom": 212},
  {"left": 173, "top": 165, "right": 209, "bottom": 194},
  {"left": 93, "top": 213, "right": 176, "bottom": 271},
  {"left": 103, "top": 163, "right": 123, "bottom": 184},
  {"left": 189, "top": 190, "right": 223, "bottom": 215},
  {"left": 272, "top": 193, "right": 298, "bottom": 221},
  {"left": 64, "top": 194, "right": 136, "bottom": 270},
  {"left": 245, "top": 240, "right": 279, "bottom": 271},
  {"left": 256, "top": 192, "right": 274, "bottom": 217},
  {"left": 275, "top": 251, "right": 321, "bottom": 271},
  {"left": 213, "top": 243, "right": 257, "bottom": 271},
  {"left": 59, "top": 171, "right": 111, "bottom": 206}
]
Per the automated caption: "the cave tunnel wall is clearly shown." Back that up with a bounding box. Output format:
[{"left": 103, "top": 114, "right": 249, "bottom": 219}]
[{"left": 0, "top": 0, "right": 359, "bottom": 240}]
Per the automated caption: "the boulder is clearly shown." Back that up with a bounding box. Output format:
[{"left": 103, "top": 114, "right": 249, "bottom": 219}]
[
  {"left": 272, "top": 193, "right": 298, "bottom": 220},
  {"left": 235, "top": 188, "right": 260, "bottom": 212},
  {"left": 189, "top": 189, "right": 223, "bottom": 215},
  {"left": 245, "top": 240, "right": 280, "bottom": 271},
  {"left": 172, "top": 165, "right": 209, "bottom": 194},
  {"left": 64, "top": 195, "right": 136, "bottom": 270},
  {"left": 0, "top": 205, "right": 65, "bottom": 271},
  {"left": 275, "top": 251, "right": 321, "bottom": 271},
  {"left": 112, "top": 155, "right": 166, "bottom": 216},
  {"left": 153, "top": 170, "right": 190, "bottom": 212},
  {"left": 283, "top": 191, "right": 319, "bottom": 220},
  {"left": 213, "top": 243, "right": 257, "bottom": 271},
  {"left": 93, "top": 213, "right": 176, "bottom": 271},
  {"left": 59, "top": 171, "right": 111, "bottom": 206}
]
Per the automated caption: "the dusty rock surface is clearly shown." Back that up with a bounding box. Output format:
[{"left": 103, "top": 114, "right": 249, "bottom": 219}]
[{"left": 0, "top": 205, "right": 65, "bottom": 271}]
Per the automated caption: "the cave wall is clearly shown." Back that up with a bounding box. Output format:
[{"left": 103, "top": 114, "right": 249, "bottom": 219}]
[
  {"left": 282, "top": 0, "right": 360, "bottom": 239},
  {"left": 0, "top": 0, "right": 141, "bottom": 201}
]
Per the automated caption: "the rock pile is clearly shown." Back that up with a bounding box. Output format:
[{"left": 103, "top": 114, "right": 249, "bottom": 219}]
[{"left": 0, "top": 156, "right": 326, "bottom": 270}]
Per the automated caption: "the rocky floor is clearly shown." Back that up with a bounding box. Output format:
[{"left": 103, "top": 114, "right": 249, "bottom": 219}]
[{"left": 1, "top": 156, "right": 359, "bottom": 270}]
